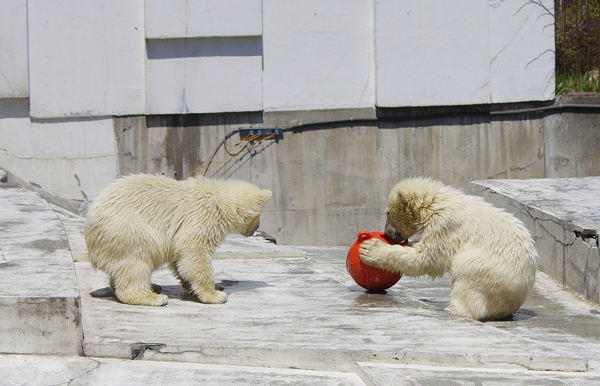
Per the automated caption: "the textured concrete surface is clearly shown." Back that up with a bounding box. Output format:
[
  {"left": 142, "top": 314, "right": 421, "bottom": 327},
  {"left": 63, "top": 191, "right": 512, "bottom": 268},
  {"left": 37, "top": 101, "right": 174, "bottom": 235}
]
[
  {"left": 470, "top": 177, "right": 600, "bottom": 304},
  {"left": 2, "top": 179, "right": 600, "bottom": 385},
  {"left": 0, "top": 355, "right": 365, "bottom": 386},
  {"left": 0, "top": 184, "right": 82, "bottom": 355},
  {"left": 76, "top": 253, "right": 596, "bottom": 374},
  {"left": 357, "top": 363, "right": 600, "bottom": 386}
]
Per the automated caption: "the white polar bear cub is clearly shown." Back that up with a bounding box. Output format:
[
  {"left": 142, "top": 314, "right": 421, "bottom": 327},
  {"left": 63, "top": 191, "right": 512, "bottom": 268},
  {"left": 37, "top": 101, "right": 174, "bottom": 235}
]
[
  {"left": 359, "top": 177, "right": 538, "bottom": 321},
  {"left": 84, "top": 174, "right": 272, "bottom": 306}
]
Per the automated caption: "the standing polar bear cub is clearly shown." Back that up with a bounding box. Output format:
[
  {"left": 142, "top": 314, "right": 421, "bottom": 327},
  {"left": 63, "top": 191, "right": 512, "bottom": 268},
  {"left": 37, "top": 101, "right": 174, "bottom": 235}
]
[
  {"left": 84, "top": 174, "right": 272, "bottom": 306},
  {"left": 359, "top": 177, "right": 538, "bottom": 321}
]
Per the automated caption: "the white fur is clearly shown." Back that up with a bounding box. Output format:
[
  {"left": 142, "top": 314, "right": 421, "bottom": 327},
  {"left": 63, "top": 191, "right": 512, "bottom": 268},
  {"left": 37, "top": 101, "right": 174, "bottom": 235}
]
[
  {"left": 84, "top": 174, "right": 272, "bottom": 306},
  {"left": 359, "top": 177, "right": 538, "bottom": 321}
]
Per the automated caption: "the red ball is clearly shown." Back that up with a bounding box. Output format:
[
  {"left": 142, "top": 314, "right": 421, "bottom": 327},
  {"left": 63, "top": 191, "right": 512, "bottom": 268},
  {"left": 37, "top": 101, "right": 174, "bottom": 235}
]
[{"left": 346, "top": 230, "right": 406, "bottom": 292}]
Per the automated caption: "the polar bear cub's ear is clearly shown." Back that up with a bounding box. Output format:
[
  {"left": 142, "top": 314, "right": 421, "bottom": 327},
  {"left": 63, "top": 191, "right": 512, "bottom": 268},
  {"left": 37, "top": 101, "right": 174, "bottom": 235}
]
[
  {"left": 258, "top": 190, "right": 272, "bottom": 205},
  {"left": 388, "top": 186, "right": 409, "bottom": 209},
  {"left": 396, "top": 188, "right": 409, "bottom": 204}
]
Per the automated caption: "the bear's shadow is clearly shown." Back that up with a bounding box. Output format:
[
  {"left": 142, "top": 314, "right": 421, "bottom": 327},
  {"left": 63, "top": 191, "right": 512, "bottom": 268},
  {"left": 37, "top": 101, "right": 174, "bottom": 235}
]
[
  {"left": 418, "top": 298, "right": 537, "bottom": 322},
  {"left": 89, "top": 279, "right": 272, "bottom": 303}
]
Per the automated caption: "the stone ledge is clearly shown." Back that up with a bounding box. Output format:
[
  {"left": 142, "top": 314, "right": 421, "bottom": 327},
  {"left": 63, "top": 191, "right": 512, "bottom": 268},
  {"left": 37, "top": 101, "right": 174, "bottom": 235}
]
[
  {"left": 357, "top": 363, "right": 600, "bottom": 386},
  {"left": 82, "top": 343, "right": 589, "bottom": 373},
  {"left": 470, "top": 177, "right": 600, "bottom": 304},
  {"left": 0, "top": 184, "right": 82, "bottom": 355}
]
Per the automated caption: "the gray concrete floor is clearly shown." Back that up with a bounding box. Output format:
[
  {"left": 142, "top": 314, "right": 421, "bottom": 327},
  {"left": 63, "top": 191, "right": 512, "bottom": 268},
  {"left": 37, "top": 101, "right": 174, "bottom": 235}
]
[{"left": 2, "top": 184, "right": 600, "bottom": 385}]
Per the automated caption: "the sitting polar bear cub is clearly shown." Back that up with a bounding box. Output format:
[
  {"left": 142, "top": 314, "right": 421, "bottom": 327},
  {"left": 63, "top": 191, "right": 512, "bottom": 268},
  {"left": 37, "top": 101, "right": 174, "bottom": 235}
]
[
  {"left": 84, "top": 174, "right": 272, "bottom": 306},
  {"left": 360, "top": 177, "right": 538, "bottom": 321}
]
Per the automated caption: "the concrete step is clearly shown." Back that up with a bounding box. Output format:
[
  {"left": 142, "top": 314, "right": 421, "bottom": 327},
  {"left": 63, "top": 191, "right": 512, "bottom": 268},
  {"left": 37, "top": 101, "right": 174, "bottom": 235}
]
[
  {"left": 2, "top": 178, "right": 600, "bottom": 386},
  {"left": 0, "top": 354, "right": 365, "bottom": 386},
  {"left": 470, "top": 177, "right": 600, "bottom": 304},
  {"left": 0, "top": 184, "right": 81, "bottom": 355},
  {"left": 357, "top": 363, "right": 600, "bottom": 386},
  {"left": 76, "top": 254, "right": 595, "bottom": 373},
  {"left": 4, "top": 354, "right": 600, "bottom": 386}
]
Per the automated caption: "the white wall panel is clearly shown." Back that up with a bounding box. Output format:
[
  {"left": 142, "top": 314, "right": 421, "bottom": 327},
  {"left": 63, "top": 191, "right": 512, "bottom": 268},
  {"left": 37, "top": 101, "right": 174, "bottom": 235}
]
[
  {"left": 145, "top": 37, "right": 262, "bottom": 114},
  {"left": 0, "top": 0, "right": 29, "bottom": 98},
  {"left": 489, "top": 0, "right": 555, "bottom": 103},
  {"left": 376, "top": 0, "right": 491, "bottom": 107},
  {"left": 0, "top": 99, "right": 118, "bottom": 200},
  {"left": 263, "top": 0, "right": 375, "bottom": 112},
  {"left": 6, "top": 0, "right": 556, "bottom": 119},
  {"left": 145, "top": 0, "right": 262, "bottom": 38},
  {"left": 28, "top": 0, "right": 145, "bottom": 118}
]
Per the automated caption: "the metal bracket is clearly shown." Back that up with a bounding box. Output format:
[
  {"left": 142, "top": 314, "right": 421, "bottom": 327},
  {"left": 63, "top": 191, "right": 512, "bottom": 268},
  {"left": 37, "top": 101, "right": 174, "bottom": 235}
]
[{"left": 239, "top": 127, "right": 283, "bottom": 142}]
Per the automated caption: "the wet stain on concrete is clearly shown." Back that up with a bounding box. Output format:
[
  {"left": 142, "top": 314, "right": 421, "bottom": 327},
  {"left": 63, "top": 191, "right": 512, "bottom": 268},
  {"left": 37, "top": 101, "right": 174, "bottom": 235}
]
[
  {"left": 217, "top": 279, "right": 273, "bottom": 294},
  {"left": 28, "top": 238, "right": 69, "bottom": 254},
  {"left": 0, "top": 261, "right": 18, "bottom": 269}
]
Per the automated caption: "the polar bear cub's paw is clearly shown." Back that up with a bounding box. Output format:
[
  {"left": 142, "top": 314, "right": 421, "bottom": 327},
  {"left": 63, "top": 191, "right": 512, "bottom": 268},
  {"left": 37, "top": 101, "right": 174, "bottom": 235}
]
[
  {"left": 118, "top": 291, "right": 169, "bottom": 307},
  {"left": 359, "top": 238, "right": 388, "bottom": 269},
  {"left": 145, "top": 293, "right": 170, "bottom": 306},
  {"left": 198, "top": 290, "right": 228, "bottom": 304}
]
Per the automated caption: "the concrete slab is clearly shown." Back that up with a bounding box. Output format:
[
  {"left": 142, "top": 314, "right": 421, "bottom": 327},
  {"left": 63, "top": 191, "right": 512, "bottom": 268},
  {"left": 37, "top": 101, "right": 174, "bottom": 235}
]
[
  {"left": 0, "top": 185, "right": 81, "bottom": 355},
  {"left": 145, "top": 0, "right": 263, "bottom": 38},
  {"left": 262, "top": 0, "right": 375, "bottom": 112},
  {"left": 77, "top": 245, "right": 597, "bottom": 373},
  {"left": 358, "top": 363, "right": 600, "bottom": 386},
  {"left": 0, "top": 354, "right": 364, "bottom": 386},
  {"left": 489, "top": 0, "right": 555, "bottom": 103},
  {"left": 3, "top": 180, "right": 600, "bottom": 385},
  {"left": 0, "top": 0, "right": 28, "bottom": 98},
  {"left": 470, "top": 177, "right": 600, "bottom": 303},
  {"left": 375, "top": 0, "right": 490, "bottom": 106},
  {"left": 28, "top": 0, "right": 145, "bottom": 117},
  {"left": 145, "top": 36, "right": 263, "bottom": 114}
]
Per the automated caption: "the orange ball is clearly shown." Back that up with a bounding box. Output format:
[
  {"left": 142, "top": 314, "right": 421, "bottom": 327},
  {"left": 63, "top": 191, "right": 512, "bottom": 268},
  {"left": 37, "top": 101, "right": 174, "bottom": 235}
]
[{"left": 346, "top": 230, "right": 405, "bottom": 292}]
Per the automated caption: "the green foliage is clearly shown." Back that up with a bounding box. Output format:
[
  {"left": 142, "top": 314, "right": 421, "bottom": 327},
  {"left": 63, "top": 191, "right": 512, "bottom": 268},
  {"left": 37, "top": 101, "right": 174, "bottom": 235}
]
[
  {"left": 555, "top": 0, "right": 600, "bottom": 93},
  {"left": 556, "top": 70, "right": 600, "bottom": 94}
]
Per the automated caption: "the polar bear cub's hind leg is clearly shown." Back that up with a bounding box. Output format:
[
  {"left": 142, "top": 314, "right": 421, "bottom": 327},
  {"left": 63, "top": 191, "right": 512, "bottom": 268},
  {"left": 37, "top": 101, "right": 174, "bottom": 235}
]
[
  {"left": 174, "top": 252, "right": 228, "bottom": 304},
  {"left": 447, "top": 278, "right": 494, "bottom": 321},
  {"left": 108, "top": 257, "right": 169, "bottom": 306},
  {"left": 447, "top": 276, "right": 527, "bottom": 321}
]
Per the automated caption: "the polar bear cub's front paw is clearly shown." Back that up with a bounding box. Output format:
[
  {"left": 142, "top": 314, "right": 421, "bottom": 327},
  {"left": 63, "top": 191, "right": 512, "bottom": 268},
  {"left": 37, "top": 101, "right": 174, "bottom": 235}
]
[{"left": 359, "top": 238, "right": 388, "bottom": 269}]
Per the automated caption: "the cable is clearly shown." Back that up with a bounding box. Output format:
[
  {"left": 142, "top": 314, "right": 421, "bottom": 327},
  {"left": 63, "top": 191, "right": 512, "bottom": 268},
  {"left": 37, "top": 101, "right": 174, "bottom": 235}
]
[
  {"left": 184, "top": 132, "right": 267, "bottom": 179},
  {"left": 490, "top": 103, "right": 600, "bottom": 116},
  {"left": 182, "top": 129, "right": 241, "bottom": 179},
  {"left": 259, "top": 103, "right": 600, "bottom": 134},
  {"left": 200, "top": 135, "right": 253, "bottom": 177},
  {"left": 254, "top": 133, "right": 276, "bottom": 144},
  {"left": 203, "top": 133, "right": 268, "bottom": 178}
]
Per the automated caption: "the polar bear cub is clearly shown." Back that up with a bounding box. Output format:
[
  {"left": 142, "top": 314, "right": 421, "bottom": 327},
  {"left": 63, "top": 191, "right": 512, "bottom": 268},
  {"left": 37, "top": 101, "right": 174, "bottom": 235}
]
[
  {"left": 84, "top": 174, "right": 272, "bottom": 306},
  {"left": 359, "top": 177, "right": 538, "bottom": 321}
]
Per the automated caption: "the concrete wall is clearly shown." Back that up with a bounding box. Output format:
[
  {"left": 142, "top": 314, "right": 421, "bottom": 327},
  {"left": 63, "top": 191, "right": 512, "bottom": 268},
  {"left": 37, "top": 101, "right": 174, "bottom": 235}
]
[
  {"left": 0, "top": 0, "right": 28, "bottom": 98},
  {"left": 28, "top": 0, "right": 146, "bottom": 118},
  {"left": 113, "top": 95, "right": 600, "bottom": 246},
  {"left": 263, "top": 0, "right": 375, "bottom": 112},
  {"left": 145, "top": 0, "right": 263, "bottom": 114},
  {"left": 0, "top": 100, "right": 118, "bottom": 201},
  {"left": 0, "top": 0, "right": 554, "bottom": 198},
  {"left": 0, "top": 0, "right": 574, "bottom": 246}
]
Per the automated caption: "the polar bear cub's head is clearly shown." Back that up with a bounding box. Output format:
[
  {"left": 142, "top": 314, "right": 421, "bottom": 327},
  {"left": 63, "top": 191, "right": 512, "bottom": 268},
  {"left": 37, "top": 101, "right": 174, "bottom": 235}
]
[
  {"left": 384, "top": 177, "right": 446, "bottom": 243},
  {"left": 218, "top": 179, "right": 272, "bottom": 237}
]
